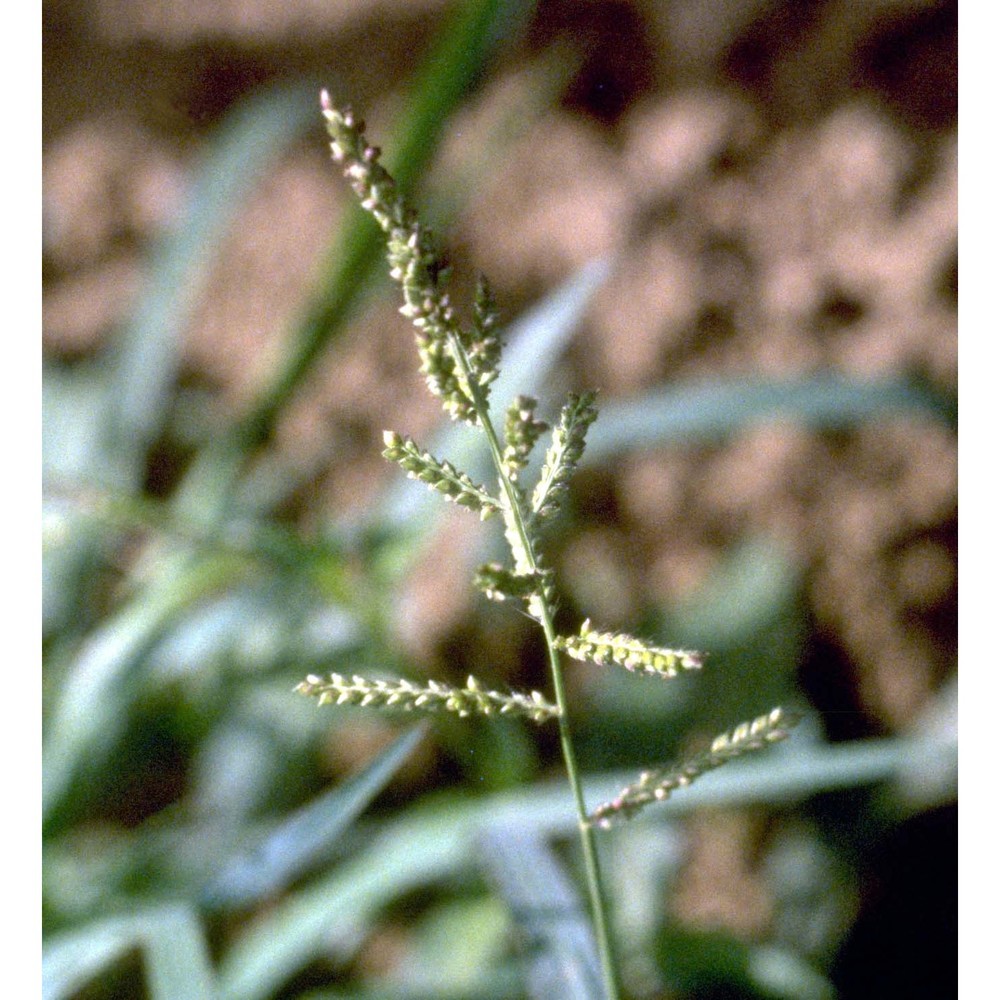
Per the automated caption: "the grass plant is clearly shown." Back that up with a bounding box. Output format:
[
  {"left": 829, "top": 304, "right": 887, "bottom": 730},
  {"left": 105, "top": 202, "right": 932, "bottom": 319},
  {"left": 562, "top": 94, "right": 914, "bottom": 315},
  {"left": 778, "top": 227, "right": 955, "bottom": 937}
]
[
  {"left": 301, "top": 94, "right": 801, "bottom": 999},
  {"left": 42, "top": 10, "right": 956, "bottom": 995}
]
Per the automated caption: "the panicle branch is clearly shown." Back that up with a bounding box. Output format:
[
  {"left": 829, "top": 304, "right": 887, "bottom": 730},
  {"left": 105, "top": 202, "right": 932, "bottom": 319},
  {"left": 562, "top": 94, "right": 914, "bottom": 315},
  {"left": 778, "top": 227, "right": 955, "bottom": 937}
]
[
  {"left": 591, "top": 708, "right": 800, "bottom": 826},
  {"left": 556, "top": 619, "right": 703, "bottom": 678},
  {"left": 382, "top": 430, "right": 500, "bottom": 519},
  {"left": 502, "top": 395, "right": 549, "bottom": 482},
  {"left": 296, "top": 672, "right": 560, "bottom": 723},
  {"left": 531, "top": 391, "right": 599, "bottom": 524}
]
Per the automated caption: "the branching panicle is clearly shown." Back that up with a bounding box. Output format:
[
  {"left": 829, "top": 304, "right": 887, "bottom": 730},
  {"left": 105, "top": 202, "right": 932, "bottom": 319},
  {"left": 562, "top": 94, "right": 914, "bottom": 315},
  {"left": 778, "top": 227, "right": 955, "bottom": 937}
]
[
  {"left": 531, "top": 391, "right": 599, "bottom": 524},
  {"left": 297, "top": 673, "right": 559, "bottom": 723},
  {"left": 591, "top": 708, "right": 800, "bottom": 827},
  {"left": 311, "top": 96, "right": 801, "bottom": 1000},
  {"left": 556, "top": 619, "right": 703, "bottom": 678},
  {"left": 382, "top": 430, "right": 499, "bottom": 519}
]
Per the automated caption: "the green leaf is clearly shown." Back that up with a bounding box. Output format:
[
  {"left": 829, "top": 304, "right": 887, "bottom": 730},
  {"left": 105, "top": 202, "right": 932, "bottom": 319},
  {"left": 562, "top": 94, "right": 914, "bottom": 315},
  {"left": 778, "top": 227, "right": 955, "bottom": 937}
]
[
  {"left": 202, "top": 725, "right": 428, "bottom": 909},
  {"left": 43, "top": 904, "right": 214, "bottom": 1000},
  {"left": 397, "top": 896, "right": 513, "bottom": 994},
  {"left": 214, "top": 731, "right": 951, "bottom": 1000},
  {"left": 110, "top": 85, "right": 318, "bottom": 489},
  {"left": 654, "top": 925, "right": 835, "bottom": 1000},
  {"left": 296, "top": 969, "right": 525, "bottom": 1000},
  {"left": 42, "top": 553, "right": 245, "bottom": 824},
  {"left": 584, "top": 376, "right": 954, "bottom": 461},
  {"left": 479, "top": 825, "right": 604, "bottom": 999}
]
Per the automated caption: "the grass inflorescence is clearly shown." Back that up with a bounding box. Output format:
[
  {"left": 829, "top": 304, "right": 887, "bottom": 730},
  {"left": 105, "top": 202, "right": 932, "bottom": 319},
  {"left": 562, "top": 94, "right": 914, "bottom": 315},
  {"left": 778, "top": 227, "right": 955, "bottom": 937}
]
[{"left": 295, "top": 92, "right": 802, "bottom": 1000}]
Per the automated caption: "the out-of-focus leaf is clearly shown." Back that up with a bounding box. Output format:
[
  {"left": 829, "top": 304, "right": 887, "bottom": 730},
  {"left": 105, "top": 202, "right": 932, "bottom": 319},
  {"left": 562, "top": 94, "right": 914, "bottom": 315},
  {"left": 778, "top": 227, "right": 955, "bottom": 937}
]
[
  {"left": 667, "top": 536, "right": 804, "bottom": 737},
  {"left": 584, "top": 376, "right": 955, "bottom": 462},
  {"left": 43, "top": 904, "right": 214, "bottom": 1000},
  {"left": 142, "top": 906, "right": 216, "bottom": 1000},
  {"left": 42, "top": 553, "right": 245, "bottom": 824},
  {"left": 43, "top": 365, "right": 120, "bottom": 637},
  {"left": 400, "top": 897, "right": 513, "bottom": 993},
  {"left": 297, "top": 968, "right": 525, "bottom": 1000},
  {"left": 202, "top": 725, "right": 428, "bottom": 909},
  {"left": 489, "top": 257, "right": 613, "bottom": 422},
  {"left": 579, "top": 537, "right": 803, "bottom": 768},
  {"left": 479, "top": 825, "right": 603, "bottom": 1000},
  {"left": 109, "top": 85, "right": 319, "bottom": 488},
  {"left": 214, "top": 791, "right": 575, "bottom": 1000},
  {"left": 669, "top": 537, "right": 800, "bottom": 649},
  {"left": 216, "top": 731, "right": 952, "bottom": 1000},
  {"left": 749, "top": 944, "right": 837, "bottom": 1000},
  {"left": 654, "top": 925, "right": 835, "bottom": 1000}
]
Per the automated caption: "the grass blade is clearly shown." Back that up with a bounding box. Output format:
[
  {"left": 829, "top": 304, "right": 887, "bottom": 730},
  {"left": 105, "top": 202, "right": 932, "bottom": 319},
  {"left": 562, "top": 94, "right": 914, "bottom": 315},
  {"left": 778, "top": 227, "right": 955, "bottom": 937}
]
[
  {"left": 109, "top": 85, "right": 317, "bottom": 486},
  {"left": 202, "top": 725, "right": 428, "bottom": 909},
  {"left": 584, "top": 375, "right": 955, "bottom": 461},
  {"left": 142, "top": 905, "right": 216, "bottom": 1000},
  {"left": 479, "top": 825, "right": 604, "bottom": 1000},
  {"left": 43, "top": 904, "right": 214, "bottom": 1000},
  {"left": 42, "top": 553, "right": 245, "bottom": 824}
]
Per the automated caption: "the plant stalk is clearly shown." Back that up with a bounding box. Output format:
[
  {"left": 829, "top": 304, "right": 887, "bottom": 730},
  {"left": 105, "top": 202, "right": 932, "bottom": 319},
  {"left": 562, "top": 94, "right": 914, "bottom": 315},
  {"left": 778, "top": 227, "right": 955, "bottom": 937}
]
[{"left": 449, "top": 335, "right": 622, "bottom": 1000}]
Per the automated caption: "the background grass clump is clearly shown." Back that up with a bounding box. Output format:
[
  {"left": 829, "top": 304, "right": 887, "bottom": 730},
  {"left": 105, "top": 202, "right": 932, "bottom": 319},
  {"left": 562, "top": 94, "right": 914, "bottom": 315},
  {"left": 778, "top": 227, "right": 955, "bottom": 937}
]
[{"left": 43, "top": 1, "right": 956, "bottom": 998}]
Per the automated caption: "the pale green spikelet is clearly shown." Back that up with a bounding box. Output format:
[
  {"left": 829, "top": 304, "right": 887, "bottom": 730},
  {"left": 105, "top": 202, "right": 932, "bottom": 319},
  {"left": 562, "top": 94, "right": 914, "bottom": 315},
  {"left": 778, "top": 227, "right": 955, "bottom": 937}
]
[
  {"left": 591, "top": 707, "right": 800, "bottom": 827},
  {"left": 531, "top": 391, "right": 599, "bottom": 524},
  {"left": 321, "top": 91, "right": 481, "bottom": 423},
  {"left": 382, "top": 430, "right": 500, "bottom": 519},
  {"left": 502, "top": 395, "right": 549, "bottom": 482},
  {"left": 555, "top": 619, "right": 704, "bottom": 678},
  {"left": 295, "top": 672, "right": 560, "bottom": 723}
]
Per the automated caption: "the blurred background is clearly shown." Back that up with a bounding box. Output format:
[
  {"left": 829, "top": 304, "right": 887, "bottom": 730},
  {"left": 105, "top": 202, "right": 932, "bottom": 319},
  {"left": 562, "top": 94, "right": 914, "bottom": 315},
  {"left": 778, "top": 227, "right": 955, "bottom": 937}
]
[{"left": 42, "top": 1, "right": 956, "bottom": 998}]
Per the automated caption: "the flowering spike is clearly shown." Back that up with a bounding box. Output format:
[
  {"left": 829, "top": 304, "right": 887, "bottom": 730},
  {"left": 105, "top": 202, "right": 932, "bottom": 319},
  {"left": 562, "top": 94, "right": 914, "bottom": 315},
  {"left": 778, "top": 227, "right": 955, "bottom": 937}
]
[
  {"left": 555, "top": 619, "right": 704, "bottom": 678},
  {"left": 382, "top": 430, "right": 499, "bottom": 518},
  {"left": 467, "top": 274, "right": 503, "bottom": 393},
  {"left": 591, "top": 708, "right": 800, "bottom": 827},
  {"left": 322, "top": 98, "right": 479, "bottom": 423},
  {"left": 531, "top": 392, "right": 598, "bottom": 524},
  {"left": 473, "top": 561, "right": 554, "bottom": 605},
  {"left": 295, "top": 673, "right": 560, "bottom": 724}
]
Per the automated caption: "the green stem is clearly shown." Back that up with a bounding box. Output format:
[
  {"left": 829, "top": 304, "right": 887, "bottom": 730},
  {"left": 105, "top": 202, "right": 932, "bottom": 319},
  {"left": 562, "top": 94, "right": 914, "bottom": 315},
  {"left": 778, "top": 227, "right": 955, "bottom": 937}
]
[{"left": 449, "top": 337, "right": 622, "bottom": 1000}]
